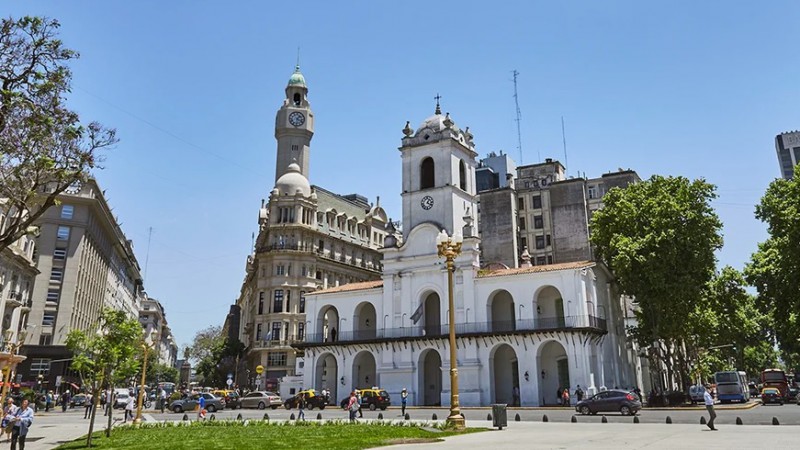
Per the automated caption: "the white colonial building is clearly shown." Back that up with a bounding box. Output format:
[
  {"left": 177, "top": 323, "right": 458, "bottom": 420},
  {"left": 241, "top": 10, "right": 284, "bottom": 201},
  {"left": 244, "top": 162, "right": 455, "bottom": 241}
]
[{"left": 298, "top": 105, "right": 637, "bottom": 407}]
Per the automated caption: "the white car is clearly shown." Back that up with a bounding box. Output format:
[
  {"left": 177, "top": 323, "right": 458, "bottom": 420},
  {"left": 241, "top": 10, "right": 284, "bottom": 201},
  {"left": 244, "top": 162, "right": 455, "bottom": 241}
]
[{"left": 113, "top": 389, "right": 131, "bottom": 409}]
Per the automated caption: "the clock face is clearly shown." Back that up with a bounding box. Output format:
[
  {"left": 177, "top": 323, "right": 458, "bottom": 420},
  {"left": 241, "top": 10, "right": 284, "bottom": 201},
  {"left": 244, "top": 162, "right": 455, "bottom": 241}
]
[
  {"left": 64, "top": 180, "right": 83, "bottom": 194},
  {"left": 288, "top": 111, "right": 305, "bottom": 127},
  {"left": 421, "top": 195, "right": 434, "bottom": 210}
]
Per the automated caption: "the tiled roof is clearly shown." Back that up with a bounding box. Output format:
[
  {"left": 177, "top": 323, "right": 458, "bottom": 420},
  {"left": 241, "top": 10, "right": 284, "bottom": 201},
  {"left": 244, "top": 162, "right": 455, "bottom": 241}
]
[
  {"left": 478, "top": 261, "right": 595, "bottom": 278},
  {"left": 310, "top": 280, "right": 383, "bottom": 295}
]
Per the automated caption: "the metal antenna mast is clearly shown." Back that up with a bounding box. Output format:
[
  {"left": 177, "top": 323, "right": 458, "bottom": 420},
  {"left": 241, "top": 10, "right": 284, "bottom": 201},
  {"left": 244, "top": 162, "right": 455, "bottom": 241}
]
[
  {"left": 144, "top": 226, "right": 153, "bottom": 283},
  {"left": 512, "top": 70, "right": 531, "bottom": 163},
  {"left": 561, "top": 116, "right": 569, "bottom": 176}
]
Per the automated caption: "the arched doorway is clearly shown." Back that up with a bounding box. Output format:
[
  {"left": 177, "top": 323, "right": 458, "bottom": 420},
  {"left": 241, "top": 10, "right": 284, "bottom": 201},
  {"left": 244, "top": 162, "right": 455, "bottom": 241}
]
[
  {"left": 315, "top": 353, "right": 338, "bottom": 404},
  {"left": 418, "top": 349, "right": 442, "bottom": 406},
  {"left": 317, "top": 306, "right": 340, "bottom": 342},
  {"left": 491, "top": 344, "right": 520, "bottom": 405},
  {"left": 352, "top": 351, "right": 377, "bottom": 390},
  {"left": 538, "top": 340, "right": 569, "bottom": 406},
  {"left": 353, "top": 302, "right": 376, "bottom": 340},
  {"left": 489, "top": 290, "right": 516, "bottom": 332},
  {"left": 423, "top": 292, "right": 441, "bottom": 336},
  {"left": 535, "top": 286, "right": 565, "bottom": 329}
]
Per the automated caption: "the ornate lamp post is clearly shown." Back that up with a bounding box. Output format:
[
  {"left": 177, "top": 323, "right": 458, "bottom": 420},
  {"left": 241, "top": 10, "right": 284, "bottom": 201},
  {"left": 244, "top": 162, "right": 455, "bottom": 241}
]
[
  {"left": 0, "top": 328, "right": 28, "bottom": 404},
  {"left": 436, "top": 229, "right": 465, "bottom": 429},
  {"left": 134, "top": 331, "right": 157, "bottom": 425}
]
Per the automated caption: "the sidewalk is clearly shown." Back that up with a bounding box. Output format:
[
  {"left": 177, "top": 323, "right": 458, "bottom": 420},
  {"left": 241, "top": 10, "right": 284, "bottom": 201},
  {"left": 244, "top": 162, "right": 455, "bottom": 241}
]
[
  {"left": 23, "top": 411, "right": 157, "bottom": 450},
  {"left": 387, "top": 422, "right": 796, "bottom": 450}
]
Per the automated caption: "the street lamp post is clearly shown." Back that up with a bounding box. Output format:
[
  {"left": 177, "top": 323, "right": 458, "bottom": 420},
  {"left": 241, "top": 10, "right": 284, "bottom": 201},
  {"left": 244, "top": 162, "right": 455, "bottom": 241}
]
[
  {"left": 0, "top": 329, "right": 28, "bottom": 404},
  {"left": 134, "top": 332, "right": 157, "bottom": 425},
  {"left": 436, "top": 229, "right": 465, "bottom": 430}
]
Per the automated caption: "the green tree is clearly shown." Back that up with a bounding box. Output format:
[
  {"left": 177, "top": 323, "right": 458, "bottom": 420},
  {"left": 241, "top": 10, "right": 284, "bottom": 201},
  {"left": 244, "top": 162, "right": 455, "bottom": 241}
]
[
  {"left": 145, "top": 362, "right": 179, "bottom": 385},
  {"left": 0, "top": 16, "right": 117, "bottom": 252},
  {"left": 66, "top": 309, "right": 142, "bottom": 447},
  {"left": 188, "top": 326, "right": 225, "bottom": 386},
  {"left": 590, "top": 175, "right": 723, "bottom": 390},
  {"left": 745, "top": 166, "right": 800, "bottom": 360}
]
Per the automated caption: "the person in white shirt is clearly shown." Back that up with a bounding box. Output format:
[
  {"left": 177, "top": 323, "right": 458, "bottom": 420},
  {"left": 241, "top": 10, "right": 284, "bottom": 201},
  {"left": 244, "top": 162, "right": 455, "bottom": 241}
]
[{"left": 703, "top": 384, "right": 717, "bottom": 431}]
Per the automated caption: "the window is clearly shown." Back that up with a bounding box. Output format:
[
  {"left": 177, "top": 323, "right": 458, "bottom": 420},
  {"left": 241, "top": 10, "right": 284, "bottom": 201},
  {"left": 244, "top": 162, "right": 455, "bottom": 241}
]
[
  {"left": 271, "top": 322, "right": 281, "bottom": 341},
  {"left": 459, "top": 160, "right": 467, "bottom": 190},
  {"left": 318, "top": 239, "right": 324, "bottom": 253},
  {"left": 518, "top": 217, "right": 526, "bottom": 230},
  {"left": 298, "top": 322, "right": 305, "bottom": 340},
  {"left": 546, "top": 234, "right": 551, "bottom": 246},
  {"left": 535, "top": 235, "right": 545, "bottom": 249},
  {"left": 293, "top": 93, "right": 301, "bottom": 106},
  {"left": 42, "top": 314, "right": 55, "bottom": 326},
  {"left": 287, "top": 264, "right": 292, "bottom": 276},
  {"left": 61, "top": 205, "right": 74, "bottom": 219},
  {"left": 301, "top": 265, "right": 308, "bottom": 277},
  {"left": 299, "top": 291, "right": 306, "bottom": 313},
  {"left": 518, "top": 197, "right": 525, "bottom": 210},
  {"left": 267, "top": 352, "right": 287, "bottom": 367},
  {"left": 56, "top": 226, "right": 70, "bottom": 241},
  {"left": 315, "top": 271, "right": 322, "bottom": 280},
  {"left": 276, "top": 265, "right": 285, "bottom": 276},
  {"left": 53, "top": 249, "right": 67, "bottom": 260},
  {"left": 291, "top": 144, "right": 299, "bottom": 151},
  {"left": 588, "top": 186, "right": 597, "bottom": 199},
  {"left": 534, "top": 215, "right": 544, "bottom": 229},
  {"left": 547, "top": 255, "right": 553, "bottom": 264},
  {"left": 420, "top": 157, "right": 435, "bottom": 189},
  {"left": 258, "top": 298, "right": 264, "bottom": 315},
  {"left": 30, "top": 358, "right": 51, "bottom": 375},
  {"left": 39, "top": 334, "right": 53, "bottom": 345},
  {"left": 273, "top": 290, "right": 284, "bottom": 312},
  {"left": 46, "top": 289, "right": 60, "bottom": 303},
  {"left": 285, "top": 291, "right": 292, "bottom": 313},
  {"left": 50, "top": 269, "right": 63, "bottom": 282},
  {"left": 256, "top": 323, "right": 263, "bottom": 341},
  {"left": 532, "top": 195, "right": 542, "bottom": 209},
  {"left": 536, "top": 256, "right": 546, "bottom": 265},
  {"left": 520, "top": 237, "right": 527, "bottom": 249}
]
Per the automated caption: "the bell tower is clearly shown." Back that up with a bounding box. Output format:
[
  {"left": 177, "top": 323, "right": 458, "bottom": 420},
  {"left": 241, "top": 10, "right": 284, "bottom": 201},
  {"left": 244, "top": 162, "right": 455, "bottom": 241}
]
[
  {"left": 275, "top": 65, "right": 314, "bottom": 182},
  {"left": 398, "top": 101, "right": 478, "bottom": 240}
]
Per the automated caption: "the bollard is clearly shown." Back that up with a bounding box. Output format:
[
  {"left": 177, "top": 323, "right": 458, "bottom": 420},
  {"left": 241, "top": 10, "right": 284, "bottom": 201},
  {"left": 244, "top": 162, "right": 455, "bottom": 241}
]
[
  {"left": 404, "top": 413, "right": 410, "bottom": 420},
  {"left": 633, "top": 416, "right": 639, "bottom": 424},
  {"left": 542, "top": 414, "right": 549, "bottom": 423},
  {"left": 666, "top": 416, "right": 672, "bottom": 424},
  {"left": 736, "top": 417, "right": 742, "bottom": 425},
  {"left": 210, "top": 414, "right": 215, "bottom": 421},
  {"left": 263, "top": 413, "right": 269, "bottom": 421},
  {"left": 602, "top": 416, "right": 608, "bottom": 423},
  {"left": 236, "top": 413, "right": 243, "bottom": 421},
  {"left": 487, "top": 413, "right": 493, "bottom": 421},
  {"left": 515, "top": 413, "right": 521, "bottom": 422},
  {"left": 432, "top": 413, "right": 437, "bottom": 420},
  {"left": 316, "top": 413, "right": 322, "bottom": 420},
  {"left": 700, "top": 416, "right": 706, "bottom": 425},
  {"left": 571, "top": 415, "right": 577, "bottom": 423},
  {"left": 377, "top": 413, "right": 383, "bottom": 420},
  {"left": 182, "top": 414, "right": 189, "bottom": 421},
  {"left": 772, "top": 417, "right": 779, "bottom": 426},
  {"left": 290, "top": 413, "right": 295, "bottom": 420}
]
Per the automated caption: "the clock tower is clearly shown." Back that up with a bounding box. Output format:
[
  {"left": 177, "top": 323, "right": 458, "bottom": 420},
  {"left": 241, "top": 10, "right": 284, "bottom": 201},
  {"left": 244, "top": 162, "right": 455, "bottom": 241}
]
[
  {"left": 274, "top": 65, "right": 315, "bottom": 182},
  {"left": 398, "top": 103, "right": 478, "bottom": 240}
]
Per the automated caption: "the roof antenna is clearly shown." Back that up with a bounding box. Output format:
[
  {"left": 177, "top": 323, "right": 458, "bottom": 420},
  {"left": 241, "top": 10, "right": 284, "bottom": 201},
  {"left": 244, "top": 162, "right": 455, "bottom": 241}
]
[
  {"left": 562, "top": 116, "right": 568, "bottom": 177},
  {"left": 296, "top": 47, "right": 301, "bottom": 69},
  {"left": 512, "top": 70, "right": 529, "bottom": 163}
]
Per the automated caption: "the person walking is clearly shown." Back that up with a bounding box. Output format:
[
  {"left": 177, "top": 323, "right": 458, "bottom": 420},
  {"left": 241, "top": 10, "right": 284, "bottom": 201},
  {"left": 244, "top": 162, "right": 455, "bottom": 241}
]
[
  {"left": 356, "top": 390, "right": 363, "bottom": 418},
  {"left": 400, "top": 388, "right": 408, "bottom": 416},
  {"left": 44, "top": 392, "right": 52, "bottom": 413},
  {"left": 297, "top": 394, "right": 305, "bottom": 421},
  {"left": 124, "top": 393, "right": 135, "bottom": 423},
  {"left": 2, "top": 397, "right": 19, "bottom": 441},
  {"left": 561, "top": 388, "right": 570, "bottom": 406},
  {"left": 704, "top": 384, "right": 717, "bottom": 431},
  {"left": 555, "top": 387, "right": 562, "bottom": 406},
  {"left": 575, "top": 385, "right": 584, "bottom": 402},
  {"left": 197, "top": 394, "right": 206, "bottom": 421},
  {"left": 61, "top": 391, "right": 70, "bottom": 412},
  {"left": 9, "top": 399, "right": 33, "bottom": 450},
  {"left": 83, "top": 393, "right": 93, "bottom": 419},
  {"left": 346, "top": 392, "right": 359, "bottom": 422},
  {"left": 159, "top": 388, "right": 167, "bottom": 414}
]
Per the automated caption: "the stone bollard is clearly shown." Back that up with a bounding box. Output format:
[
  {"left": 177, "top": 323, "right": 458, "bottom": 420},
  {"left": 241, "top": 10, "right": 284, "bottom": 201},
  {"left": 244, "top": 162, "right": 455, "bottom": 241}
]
[
  {"left": 210, "top": 414, "right": 215, "bottom": 421},
  {"left": 515, "top": 413, "right": 521, "bottom": 422},
  {"left": 432, "top": 413, "right": 437, "bottom": 420},
  {"left": 290, "top": 413, "right": 295, "bottom": 420},
  {"left": 317, "top": 413, "right": 322, "bottom": 420},
  {"left": 772, "top": 417, "right": 779, "bottom": 426},
  {"left": 571, "top": 415, "right": 577, "bottom": 423},
  {"left": 236, "top": 413, "right": 243, "bottom": 421},
  {"left": 487, "top": 413, "right": 493, "bottom": 421},
  {"left": 602, "top": 416, "right": 608, "bottom": 423},
  {"left": 263, "top": 413, "right": 269, "bottom": 421},
  {"left": 182, "top": 414, "right": 189, "bottom": 421},
  {"left": 736, "top": 417, "right": 743, "bottom": 425},
  {"left": 633, "top": 416, "right": 639, "bottom": 424},
  {"left": 666, "top": 416, "right": 672, "bottom": 424},
  {"left": 404, "top": 413, "right": 410, "bottom": 420},
  {"left": 700, "top": 416, "right": 706, "bottom": 425},
  {"left": 542, "top": 414, "right": 549, "bottom": 423},
  {"left": 377, "top": 413, "right": 383, "bottom": 420}
]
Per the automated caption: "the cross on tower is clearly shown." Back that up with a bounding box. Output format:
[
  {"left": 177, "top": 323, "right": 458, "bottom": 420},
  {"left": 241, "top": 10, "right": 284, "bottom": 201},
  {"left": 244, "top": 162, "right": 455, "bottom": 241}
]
[{"left": 434, "top": 93, "right": 442, "bottom": 115}]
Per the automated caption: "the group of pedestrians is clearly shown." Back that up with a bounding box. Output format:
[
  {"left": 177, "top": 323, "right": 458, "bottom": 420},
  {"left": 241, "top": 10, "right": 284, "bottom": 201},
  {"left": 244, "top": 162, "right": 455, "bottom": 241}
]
[
  {"left": 555, "top": 385, "right": 585, "bottom": 406},
  {"left": 2, "top": 398, "right": 34, "bottom": 450}
]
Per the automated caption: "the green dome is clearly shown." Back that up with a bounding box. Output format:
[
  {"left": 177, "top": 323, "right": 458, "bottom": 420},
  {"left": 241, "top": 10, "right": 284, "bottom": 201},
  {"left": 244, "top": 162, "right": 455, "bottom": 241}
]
[{"left": 288, "top": 65, "right": 306, "bottom": 87}]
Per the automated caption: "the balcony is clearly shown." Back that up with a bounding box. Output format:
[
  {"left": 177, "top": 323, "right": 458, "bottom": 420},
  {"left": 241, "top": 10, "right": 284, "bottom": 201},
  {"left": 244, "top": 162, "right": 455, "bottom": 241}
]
[
  {"left": 299, "top": 315, "right": 607, "bottom": 347},
  {"left": 251, "top": 335, "right": 304, "bottom": 350}
]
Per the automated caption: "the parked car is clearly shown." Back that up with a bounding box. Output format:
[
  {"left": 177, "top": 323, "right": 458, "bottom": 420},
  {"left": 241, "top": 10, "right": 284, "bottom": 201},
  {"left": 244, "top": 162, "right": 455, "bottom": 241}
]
[
  {"left": 576, "top": 389, "right": 642, "bottom": 416},
  {"left": 170, "top": 393, "right": 224, "bottom": 413},
  {"left": 688, "top": 385, "right": 705, "bottom": 405},
  {"left": 339, "top": 388, "right": 391, "bottom": 411},
  {"left": 70, "top": 394, "right": 88, "bottom": 408},
  {"left": 761, "top": 388, "right": 783, "bottom": 405},
  {"left": 212, "top": 390, "right": 241, "bottom": 409},
  {"left": 113, "top": 389, "right": 131, "bottom": 409},
  {"left": 284, "top": 389, "right": 327, "bottom": 410},
  {"left": 241, "top": 391, "right": 282, "bottom": 410},
  {"left": 787, "top": 386, "right": 798, "bottom": 402}
]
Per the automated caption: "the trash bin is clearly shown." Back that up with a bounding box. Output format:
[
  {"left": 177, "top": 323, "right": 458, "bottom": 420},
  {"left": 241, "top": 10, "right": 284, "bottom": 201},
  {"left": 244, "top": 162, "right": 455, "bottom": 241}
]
[{"left": 492, "top": 403, "right": 508, "bottom": 430}]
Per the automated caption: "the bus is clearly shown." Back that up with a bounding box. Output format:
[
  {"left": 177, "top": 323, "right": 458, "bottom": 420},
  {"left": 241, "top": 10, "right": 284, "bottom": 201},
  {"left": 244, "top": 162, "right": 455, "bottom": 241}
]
[
  {"left": 714, "top": 371, "right": 750, "bottom": 403},
  {"left": 761, "top": 369, "right": 789, "bottom": 399}
]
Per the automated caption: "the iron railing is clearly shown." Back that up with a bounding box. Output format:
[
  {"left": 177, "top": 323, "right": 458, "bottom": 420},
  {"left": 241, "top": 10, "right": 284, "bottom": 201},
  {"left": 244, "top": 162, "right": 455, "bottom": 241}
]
[{"left": 303, "top": 315, "right": 606, "bottom": 344}]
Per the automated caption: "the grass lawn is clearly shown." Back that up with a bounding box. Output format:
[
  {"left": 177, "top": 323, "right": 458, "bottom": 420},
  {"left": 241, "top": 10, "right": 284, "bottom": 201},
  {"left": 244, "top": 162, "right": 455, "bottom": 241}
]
[{"left": 56, "top": 420, "right": 485, "bottom": 449}]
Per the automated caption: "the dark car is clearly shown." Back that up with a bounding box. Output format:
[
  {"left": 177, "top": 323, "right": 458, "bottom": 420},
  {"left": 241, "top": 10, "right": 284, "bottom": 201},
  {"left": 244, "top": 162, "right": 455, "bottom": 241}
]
[
  {"left": 284, "top": 390, "right": 327, "bottom": 410},
  {"left": 787, "top": 386, "right": 798, "bottom": 402},
  {"left": 339, "top": 388, "right": 391, "bottom": 411},
  {"left": 761, "top": 388, "right": 783, "bottom": 405},
  {"left": 70, "top": 394, "right": 88, "bottom": 407},
  {"left": 223, "top": 392, "right": 242, "bottom": 410},
  {"left": 576, "top": 389, "right": 642, "bottom": 416},
  {"left": 170, "top": 393, "right": 224, "bottom": 413}
]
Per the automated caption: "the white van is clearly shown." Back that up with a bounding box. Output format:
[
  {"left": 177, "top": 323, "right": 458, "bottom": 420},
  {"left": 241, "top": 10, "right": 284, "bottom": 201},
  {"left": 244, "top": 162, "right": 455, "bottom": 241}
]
[{"left": 114, "top": 388, "right": 131, "bottom": 409}]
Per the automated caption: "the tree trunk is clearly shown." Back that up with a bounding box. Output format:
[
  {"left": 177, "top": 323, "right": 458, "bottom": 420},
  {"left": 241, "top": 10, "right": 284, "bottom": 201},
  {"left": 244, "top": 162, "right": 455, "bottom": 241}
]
[
  {"left": 86, "top": 383, "right": 101, "bottom": 447},
  {"left": 106, "top": 385, "right": 113, "bottom": 438},
  {"left": 664, "top": 343, "right": 674, "bottom": 391}
]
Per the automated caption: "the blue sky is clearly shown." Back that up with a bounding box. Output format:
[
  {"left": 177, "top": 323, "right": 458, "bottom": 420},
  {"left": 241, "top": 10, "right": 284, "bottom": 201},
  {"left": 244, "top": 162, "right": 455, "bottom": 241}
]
[{"left": 8, "top": 1, "right": 798, "bottom": 349}]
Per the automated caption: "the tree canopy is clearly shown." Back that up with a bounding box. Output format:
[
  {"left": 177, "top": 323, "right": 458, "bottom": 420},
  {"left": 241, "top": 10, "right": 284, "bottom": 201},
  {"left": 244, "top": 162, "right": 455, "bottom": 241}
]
[{"left": 0, "top": 16, "right": 116, "bottom": 252}]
